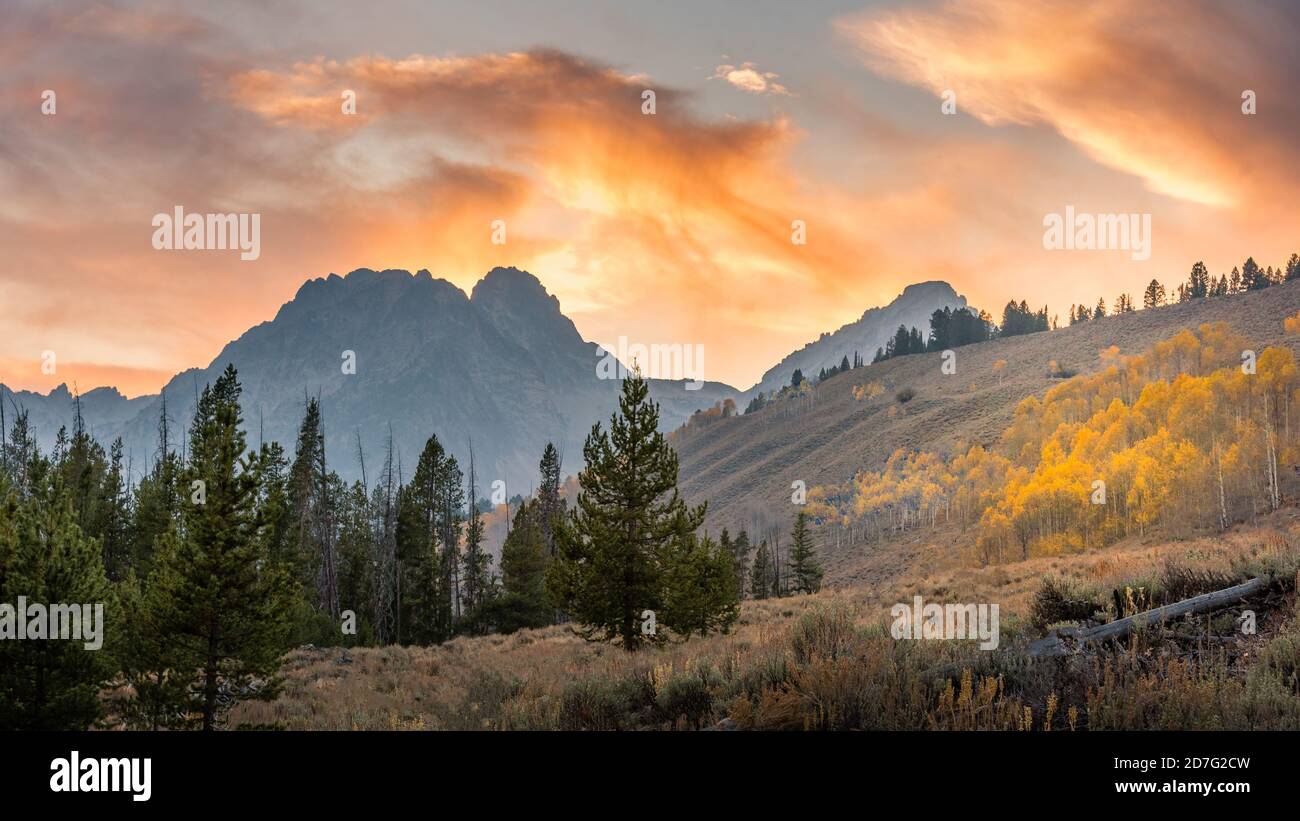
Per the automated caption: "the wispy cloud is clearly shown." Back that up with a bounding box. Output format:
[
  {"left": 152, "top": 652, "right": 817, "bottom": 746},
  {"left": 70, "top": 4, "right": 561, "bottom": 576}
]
[
  {"left": 836, "top": 0, "right": 1300, "bottom": 209},
  {"left": 710, "top": 61, "right": 790, "bottom": 96},
  {"left": 2, "top": 0, "right": 1297, "bottom": 396}
]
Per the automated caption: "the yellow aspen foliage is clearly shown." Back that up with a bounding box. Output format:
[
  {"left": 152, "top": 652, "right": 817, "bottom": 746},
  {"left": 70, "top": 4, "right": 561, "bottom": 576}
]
[
  {"left": 1285, "top": 310, "right": 1300, "bottom": 336},
  {"left": 813, "top": 323, "right": 1300, "bottom": 563}
]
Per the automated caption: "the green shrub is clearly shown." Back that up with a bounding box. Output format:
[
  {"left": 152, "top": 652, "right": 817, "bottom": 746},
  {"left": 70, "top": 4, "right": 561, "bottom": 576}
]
[
  {"left": 1030, "top": 576, "right": 1104, "bottom": 630},
  {"left": 558, "top": 670, "right": 657, "bottom": 730},
  {"left": 789, "top": 604, "right": 859, "bottom": 664},
  {"left": 657, "top": 665, "right": 723, "bottom": 729}
]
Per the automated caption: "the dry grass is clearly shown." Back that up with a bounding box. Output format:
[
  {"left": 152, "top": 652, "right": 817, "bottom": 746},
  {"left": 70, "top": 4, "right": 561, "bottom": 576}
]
[
  {"left": 231, "top": 511, "right": 1300, "bottom": 731},
  {"left": 231, "top": 592, "right": 853, "bottom": 730}
]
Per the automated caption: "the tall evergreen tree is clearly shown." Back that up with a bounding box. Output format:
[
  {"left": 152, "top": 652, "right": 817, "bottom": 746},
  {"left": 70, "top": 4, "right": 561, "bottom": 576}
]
[
  {"left": 369, "top": 432, "right": 399, "bottom": 645},
  {"left": 749, "top": 540, "right": 773, "bottom": 600},
  {"left": 1142, "top": 279, "right": 1165, "bottom": 309},
  {"left": 397, "top": 436, "right": 449, "bottom": 644},
  {"left": 334, "top": 478, "right": 376, "bottom": 645},
  {"left": 485, "top": 499, "right": 552, "bottom": 632},
  {"left": 145, "top": 365, "right": 294, "bottom": 730},
  {"left": 287, "top": 398, "right": 338, "bottom": 619},
  {"left": 547, "top": 372, "right": 726, "bottom": 650},
  {"left": 1285, "top": 253, "right": 1300, "bottom": 282},
  {"left": 131, "top": 399, "right": 181, "bottom": 578},
  {"left": 2, "top": 407, "right": 39, "bottom": 497},
  {"left": 460, "top": 444, "right": 493, "bottom": 622},
  {"left": 730, "top": 530, "right": 751, "bottom": 599},
  {"left": 435, "top": 448, "right": 464, "bottom": 625},
  {"left": 116, "top": 562, "right": 190, "bottom": 729},
  {"left": 97, "top": 438, "right": 130, "bottom": 580},
  {"left": 1242, "top": 256, "right": 1268, "bottom": 290},
  {"left": 0, "top": 477, "right": 116, "bottom": 730},
  {"left": 1187, "top": 261, "right": 1210, "bottom": 298},
  {"left": 787, "top": 511, "right": 824, "bottom": 594},
  {"left": 660, "top": 531, "right": 739, "bottom": 639},
  {"left": 537, "top": 442, "right": 564, "bottom": 556}
]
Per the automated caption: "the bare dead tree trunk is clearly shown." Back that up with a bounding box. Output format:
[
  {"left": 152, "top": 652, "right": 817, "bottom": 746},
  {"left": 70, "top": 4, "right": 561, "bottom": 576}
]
[
  {"left": 316, "top": 404, "right": 340, "bottom": 620},
  {"left": 1028, "top": 577, "right": 1267, "bottom": 659}
]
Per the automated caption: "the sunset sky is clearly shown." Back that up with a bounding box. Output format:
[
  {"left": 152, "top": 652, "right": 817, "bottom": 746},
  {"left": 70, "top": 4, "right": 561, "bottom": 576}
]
[{"left": 3, "top": 0, "right": 1298, "bottom": 396}]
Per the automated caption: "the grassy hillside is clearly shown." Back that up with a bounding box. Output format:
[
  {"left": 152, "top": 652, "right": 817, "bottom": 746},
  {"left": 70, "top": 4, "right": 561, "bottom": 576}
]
[
  {"left": 229, "top": 512, "right": 1300, "bottom": 730},
  {"left": 676, "top": 282, "right": 1300, "bottom": 577}
]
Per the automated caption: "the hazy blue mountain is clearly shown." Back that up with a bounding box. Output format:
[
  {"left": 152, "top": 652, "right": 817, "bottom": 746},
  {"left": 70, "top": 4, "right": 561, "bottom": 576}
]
[
  {"left": 743, "top": 281, "right": 968, "bottom": 399},
  {"left": 1, "top": 267, "right": 737, "bottom": 493}
]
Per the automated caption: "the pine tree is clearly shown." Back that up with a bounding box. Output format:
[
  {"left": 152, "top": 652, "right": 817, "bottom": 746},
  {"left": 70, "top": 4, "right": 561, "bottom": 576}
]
[
  {"left": 730, "top": 530, "right": 751, "bottom": 599},
  {"left": 908, "top": 326, "right": 925, "bottom": 354},
  {"left": 287, "top": 398, "right": 338, "bottom": 619},
  {"left": 146, "top": 365, "right": 294, "bottom": 730},
  {"left": 1188, "top": 261, "right": 1210, "bottom": 298},
  {"left": 396, "top": 435, "right": 453, "bottom": 644},
  {"left": 787, "top": 511, "right": 824, "bottom": 594},
  {"left": 369, "top": 432, "right": 399, "bottom": 645},
  {"left": 487, "top": 499, "right": 552, "bottom": 632},
  {"left": 131, "top": 399, "right": 181, "bottom": 578},
  {"left": 333, "top": 477, "right": 375, "bottom": 645},
  {"left": 435, "top": 449, "right": 464, "bottom": 625},
  {"left": 116, "top": 562, "right": 190, "bottom": 729},
  {"left": 460, "top": 444, "right": 493, "bottom": 623},
  {"left": 98, "top": 438, "right": 130, "bottom": 581},
  {"left": 2, "top": 407, "right": 39, "bottom": 497},
  {"left": 546, "top": 371, "right": 714, "bottom": 650},
  {"left": 660, "top": 531, "right": 739, "bottom": 639},
  {"left": 1142, "top": 279, "right": 1165, "bottom": 309},
  {"left": 59, "top": 397, "right": 111, "bottom": 547},
  {"left": 1242, "top": 257, "right": 1268, "bottom": 291},
  {"left": 0, "top": 478, "right": 117, "bottom": 730},
  {"left": 537, "top": 442, "right": 566, "bottom": 608},
  {"left": 750, "top": 540, "right": 773, "bottom": 600}
]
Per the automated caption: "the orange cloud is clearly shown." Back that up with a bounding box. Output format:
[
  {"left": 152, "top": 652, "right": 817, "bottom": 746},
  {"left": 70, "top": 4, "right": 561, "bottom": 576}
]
[
  {"left": 837, "top": 0, "right": 1300, "bottom": 209},
  {"left": 223, "top": 49, "right": 925, "bottom": 387},
  {"left": 4, "top": 2, "right": 1296, "bottom": 399}
]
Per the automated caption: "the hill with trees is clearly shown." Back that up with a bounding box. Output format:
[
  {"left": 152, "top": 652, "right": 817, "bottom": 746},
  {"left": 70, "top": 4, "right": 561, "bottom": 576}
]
[{"left": 673, "top": 272, "right": 1300, "bottom": 588}]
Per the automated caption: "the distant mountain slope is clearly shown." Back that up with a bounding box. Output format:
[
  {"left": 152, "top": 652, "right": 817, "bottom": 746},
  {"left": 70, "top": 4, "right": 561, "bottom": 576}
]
[
  {"left": 676, "top": 281, "right": 1300, "bottom": 570},
  {"left": 743, "top": 281, "right": 967, "bottom": 399},
  {"left": 1, "top": 267, "right": 738, "bottom": 492}
]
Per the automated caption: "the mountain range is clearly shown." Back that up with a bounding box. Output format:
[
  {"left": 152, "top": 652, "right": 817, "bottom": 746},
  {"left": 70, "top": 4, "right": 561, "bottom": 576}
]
[
  {"left": 743, "top": 281, "right": 967, "bottom": 400},
  {"left": 1, "top": 267, "right": 965, "bottom": 494}
]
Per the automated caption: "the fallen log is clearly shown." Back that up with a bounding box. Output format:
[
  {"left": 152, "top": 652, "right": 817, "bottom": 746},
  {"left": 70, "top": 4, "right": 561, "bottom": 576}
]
[{"left": 1027, "top": 576, "right": 1267, "bottom": 659}]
